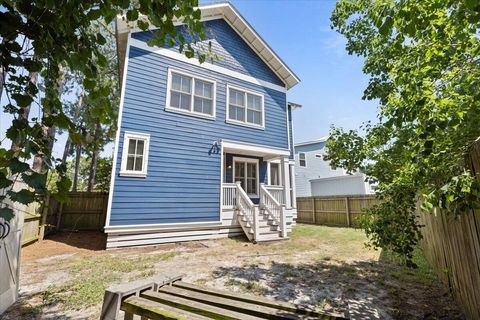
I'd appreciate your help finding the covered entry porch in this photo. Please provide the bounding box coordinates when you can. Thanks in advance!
[219,140,297,242]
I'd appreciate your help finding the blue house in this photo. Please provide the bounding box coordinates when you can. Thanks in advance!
[104,3,300,248]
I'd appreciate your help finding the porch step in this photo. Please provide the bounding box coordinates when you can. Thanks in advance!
[256,234,289,242]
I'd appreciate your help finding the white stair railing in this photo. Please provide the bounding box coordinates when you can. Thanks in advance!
[260,184,287,237]
[235,182,259,241]
[222,183,237,208]
[264,185,285,205]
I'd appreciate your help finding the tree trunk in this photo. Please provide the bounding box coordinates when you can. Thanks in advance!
[87,149,98,192]
[10,70,38,152]
[72,144,81,192]
[61,92,84,163]
[87,121,102,192]
[32,65,65,174]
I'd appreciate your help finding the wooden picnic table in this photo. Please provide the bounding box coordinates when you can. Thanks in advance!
[100,274,346,319]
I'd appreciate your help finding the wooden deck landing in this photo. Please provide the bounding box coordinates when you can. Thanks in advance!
[101,275,346,319]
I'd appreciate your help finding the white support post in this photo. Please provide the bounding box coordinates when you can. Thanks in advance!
[235,181,242,211]
[280,206,287,237]
[253,206,260,241]
[259,183,265,209]
[281,157,291,209]
[290,163,297,208]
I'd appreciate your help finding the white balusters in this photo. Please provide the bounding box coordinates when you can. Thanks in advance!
[222,183,237,208]
[260,184,287,237]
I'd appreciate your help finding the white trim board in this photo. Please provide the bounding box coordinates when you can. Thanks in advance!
[129,38,287,93]
[105,33,132,228]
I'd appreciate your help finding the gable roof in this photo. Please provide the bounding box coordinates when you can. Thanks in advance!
[116,2,300,89]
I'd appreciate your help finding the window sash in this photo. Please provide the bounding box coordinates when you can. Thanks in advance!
[168,71,215,116]
[299,153,306,167]
[270,163,281,186]
[228,87,263,127]
[121,132,150,177]
[234,159,258,196]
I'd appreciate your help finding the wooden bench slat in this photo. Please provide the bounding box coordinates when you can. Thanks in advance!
[121,296,210,320]
[173,281,341,318]
[141,290,264,320]
[157,285,312,320]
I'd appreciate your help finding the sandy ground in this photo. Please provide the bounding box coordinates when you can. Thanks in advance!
[1,225,464,320]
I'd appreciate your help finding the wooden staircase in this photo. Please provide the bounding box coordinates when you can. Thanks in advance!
[234,182,287,243]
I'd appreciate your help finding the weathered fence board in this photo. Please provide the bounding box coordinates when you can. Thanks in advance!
[296,195,379,227]
[50,192,109,231]
[417,139,480,320]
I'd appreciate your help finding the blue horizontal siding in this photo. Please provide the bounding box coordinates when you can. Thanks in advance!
[132,19,284,86]
[109,31,288,226]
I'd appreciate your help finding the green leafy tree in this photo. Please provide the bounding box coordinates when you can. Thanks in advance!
[326,0,480,263]
[0,0,211,221]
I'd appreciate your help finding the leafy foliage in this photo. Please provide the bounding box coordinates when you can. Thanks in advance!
[0,0,210,220]
[326,0,480,263]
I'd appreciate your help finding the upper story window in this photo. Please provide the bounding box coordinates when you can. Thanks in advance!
[227,85,264,129]
[166,69,216,119]
[299,152,306,167]
[120,131,150,177]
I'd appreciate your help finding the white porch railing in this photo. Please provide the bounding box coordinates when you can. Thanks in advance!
[260,184,287,237]
[235,182,259,241]
[222,183,237,208]
[264,185,285,206]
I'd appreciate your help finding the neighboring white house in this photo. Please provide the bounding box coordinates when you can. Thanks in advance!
[294,138,375,197]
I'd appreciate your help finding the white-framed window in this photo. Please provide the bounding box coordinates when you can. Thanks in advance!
[166,68,216,119]
[120,131,150,177]
[227,85,264,129]
[268,161,282,186]
[233,157,259,196]
[298,152,306,167]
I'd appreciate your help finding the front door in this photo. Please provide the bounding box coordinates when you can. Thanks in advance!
[233,157,259,198]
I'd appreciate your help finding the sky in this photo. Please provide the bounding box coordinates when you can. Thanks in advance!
[0,0,378,158]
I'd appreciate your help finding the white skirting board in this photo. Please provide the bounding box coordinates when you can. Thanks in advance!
[106,209,297,249]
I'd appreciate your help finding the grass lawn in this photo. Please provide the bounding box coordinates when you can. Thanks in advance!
[2,224,463,319]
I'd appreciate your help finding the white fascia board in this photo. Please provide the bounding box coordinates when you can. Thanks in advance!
[294,136,329,147]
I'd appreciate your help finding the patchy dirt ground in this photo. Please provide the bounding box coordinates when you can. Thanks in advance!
[2,225,463,320]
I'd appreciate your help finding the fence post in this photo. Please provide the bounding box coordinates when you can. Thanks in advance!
[38,193,50,241]
[345,197,351,227]
[312,197,316,225]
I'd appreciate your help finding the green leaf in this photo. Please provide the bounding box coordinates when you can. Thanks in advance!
[0,207,14,221]
[8,189,35,205]
[9,158,30,174]
[379,16,393,36]
[126,9,138,21]
[137,20,149,31]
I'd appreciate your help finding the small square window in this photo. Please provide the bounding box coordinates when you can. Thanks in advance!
[120,132,150,177]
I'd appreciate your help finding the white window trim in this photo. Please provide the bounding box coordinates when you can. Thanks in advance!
[267,160,282,186]
[120,131,150,177]
[298,152,307,167]
[232,157,260,197]
[165,68,217,120]
[226,84,265,130]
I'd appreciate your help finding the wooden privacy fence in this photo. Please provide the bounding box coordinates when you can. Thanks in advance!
[417,139,480,320]
[296,195,379,227]
[45,192,109,231]
[20,192,109,246]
